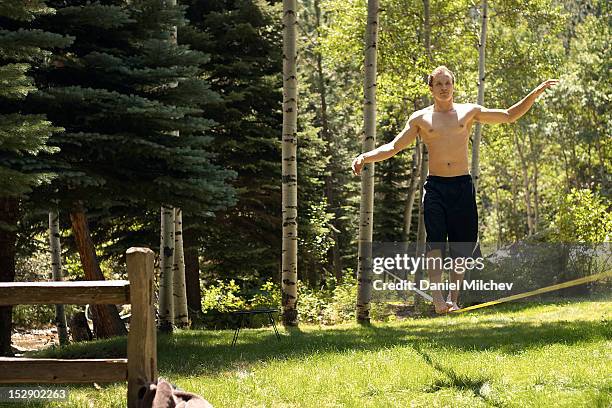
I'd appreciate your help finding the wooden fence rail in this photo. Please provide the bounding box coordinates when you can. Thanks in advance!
[0,247,157,408]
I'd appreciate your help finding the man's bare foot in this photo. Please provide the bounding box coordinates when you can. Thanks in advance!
[446,295,460,312]
[433,298,450,314]
[447,302,461,312]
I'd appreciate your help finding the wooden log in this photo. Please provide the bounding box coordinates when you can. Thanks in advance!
[0,358,127,383]
[0,281,130,305]
[126,247,157,408]
[68,311,93,342]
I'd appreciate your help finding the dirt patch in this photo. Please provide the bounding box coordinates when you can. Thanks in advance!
[12,328,60,354]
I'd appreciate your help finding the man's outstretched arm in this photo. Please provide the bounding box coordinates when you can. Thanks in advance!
[474,79,559,124]
[352,113,420,175]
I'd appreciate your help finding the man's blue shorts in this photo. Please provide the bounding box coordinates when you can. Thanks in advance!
[423,174,482,259]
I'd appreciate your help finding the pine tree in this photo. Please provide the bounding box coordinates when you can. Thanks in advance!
[178,0,284,284]
[0,0,71,356]
[26,0,235,336]
[31,1,235,213]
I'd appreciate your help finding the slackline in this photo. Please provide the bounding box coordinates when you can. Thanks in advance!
[451,270,612,314]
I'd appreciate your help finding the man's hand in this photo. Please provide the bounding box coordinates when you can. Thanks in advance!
[352,154,365,176]
[533,79,559,98]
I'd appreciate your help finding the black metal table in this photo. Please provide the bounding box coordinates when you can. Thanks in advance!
[231,308,281,346]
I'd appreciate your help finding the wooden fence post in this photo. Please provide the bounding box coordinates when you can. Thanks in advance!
[126,247,157,408]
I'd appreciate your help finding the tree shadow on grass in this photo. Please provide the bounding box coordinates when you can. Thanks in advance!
[154,317,609,377]
[413,343,508,408]
[29,306,610,379]
[454,297,610,316]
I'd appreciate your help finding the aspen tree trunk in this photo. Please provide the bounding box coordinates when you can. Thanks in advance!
[183,224,202,315]
[528,133,540,231]
[595,138,606,185]
[414,0,431,301]
[281,0,299,326]
[173,208,189,327]
[0,197,19,356]
[158,0,179,333]
[561,148,571,191]
[571,142,578,186]
[49,210,69,346]
[423,0,431,57]
[471,0,488,193]
[416,147,429,254]
[494,184,502,248]
[511,171,519,238]
[402,140,421,243]
[532,164,540,233]
[414,141,429,290]
[356,0,379,323]
[159,206,175,332]
[70,202,126,338]
[514,132,534,235]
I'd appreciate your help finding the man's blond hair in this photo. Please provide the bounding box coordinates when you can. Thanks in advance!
[427,66,455,87]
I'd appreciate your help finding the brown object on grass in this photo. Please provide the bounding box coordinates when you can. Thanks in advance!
[138,378,213,408]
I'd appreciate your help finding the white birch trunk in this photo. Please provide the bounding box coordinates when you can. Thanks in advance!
[281,0,299,326]
[417,144,429,255]
[494,180,502,248]
[356,0,379,323]
[471,0,488,192]
[173,208,189,327]
[528,132,540,232]
[515,132,534,236]
[413,142,429,306]
[159,206,175,331]
[402,141,421,243]
[415,140,429,259]
[423,0,431,56]
[158,0,179,332]
[511,171,519,237]
[414,0,431,297]
[48,210,69,346]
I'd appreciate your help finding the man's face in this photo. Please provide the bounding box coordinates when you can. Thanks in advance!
[429,73,454,102]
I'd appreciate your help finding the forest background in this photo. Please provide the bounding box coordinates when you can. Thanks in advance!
[0,0,609,343]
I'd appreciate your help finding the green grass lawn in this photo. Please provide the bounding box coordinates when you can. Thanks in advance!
[9,300,612,408]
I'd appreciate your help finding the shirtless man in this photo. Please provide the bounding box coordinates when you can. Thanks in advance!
[352,66,558,313]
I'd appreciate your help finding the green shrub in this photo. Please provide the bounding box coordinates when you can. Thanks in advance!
[249,280,282,309]
[197,270,395,328]
[551,188,611,243]
[201,279,246,313]
[198,279,246,329]
[12,305,56,329]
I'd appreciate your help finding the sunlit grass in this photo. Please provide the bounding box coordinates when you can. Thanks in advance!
[9,300,611,408]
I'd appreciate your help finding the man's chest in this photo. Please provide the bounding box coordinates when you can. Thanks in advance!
[420,107,475,138]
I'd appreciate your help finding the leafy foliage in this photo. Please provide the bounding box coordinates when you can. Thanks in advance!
[552,188,611,242]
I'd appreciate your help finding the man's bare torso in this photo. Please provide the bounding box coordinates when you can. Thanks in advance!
[414,103,477,177]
